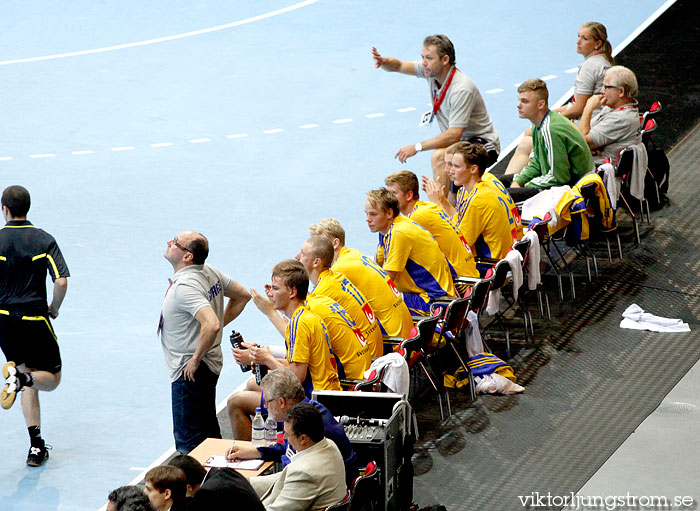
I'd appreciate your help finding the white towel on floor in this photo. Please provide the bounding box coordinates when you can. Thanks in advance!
[620,303,690,333]
[523,230,541,290]
[474,374,525,394]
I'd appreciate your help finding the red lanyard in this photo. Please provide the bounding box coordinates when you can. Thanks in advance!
[612,102,637,112]
[432,67,457,115]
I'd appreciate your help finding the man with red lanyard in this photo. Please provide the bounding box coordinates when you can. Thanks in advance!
[372,34,500,204]
[578,65,642,165]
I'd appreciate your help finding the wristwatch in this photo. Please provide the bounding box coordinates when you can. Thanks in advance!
[414,142,423,153]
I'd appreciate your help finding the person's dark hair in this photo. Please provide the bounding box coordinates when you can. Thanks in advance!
[271,259,309,300]
[144,465,187,502]
[168,455,206,489]
[285,403,324,443]
[366,188,400,217]
[423,34,455,65]
[448,141,490,176]
[107,485,153,511]
[187,234,209,264]
[120,501,155,511]
[1,185,31,218]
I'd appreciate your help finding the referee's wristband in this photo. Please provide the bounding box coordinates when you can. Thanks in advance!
[414,142,423,152]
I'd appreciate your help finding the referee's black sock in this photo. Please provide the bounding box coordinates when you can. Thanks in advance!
[28,426,43,446]
[18,371,33,388]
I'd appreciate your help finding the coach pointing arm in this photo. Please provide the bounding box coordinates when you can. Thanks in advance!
[372,45,465,164]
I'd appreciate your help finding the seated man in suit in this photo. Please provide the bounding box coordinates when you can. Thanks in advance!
[250,403,347,511]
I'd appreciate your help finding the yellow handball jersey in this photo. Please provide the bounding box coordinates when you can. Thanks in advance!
[305,294,372,379]
[481,173,524,241]
[377,215,455,300]
[332,246,414,342]
[407,200,479,278]
[454,181,515,264]
[312,268,384,358]
[285,304,341,395]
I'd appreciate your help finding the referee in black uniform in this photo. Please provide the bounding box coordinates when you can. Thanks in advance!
[0,185,69,467]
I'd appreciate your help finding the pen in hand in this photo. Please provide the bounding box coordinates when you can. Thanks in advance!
[227,440,236,459]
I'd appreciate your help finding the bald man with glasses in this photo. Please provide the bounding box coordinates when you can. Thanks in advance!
[160,230,251,453]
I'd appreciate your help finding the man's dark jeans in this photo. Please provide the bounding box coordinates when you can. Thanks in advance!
[171,362,221,454]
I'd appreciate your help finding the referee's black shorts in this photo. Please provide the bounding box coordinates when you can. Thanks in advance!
[0,313,62,373]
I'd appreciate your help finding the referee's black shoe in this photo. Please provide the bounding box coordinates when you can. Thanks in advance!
[27,441,51,467]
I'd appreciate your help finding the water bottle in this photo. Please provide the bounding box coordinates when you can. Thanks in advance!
[229,331,251,372]
[252,408,265,447]
[265,415,278,445]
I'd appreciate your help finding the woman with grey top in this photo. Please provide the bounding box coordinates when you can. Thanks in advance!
[505,22,614,175]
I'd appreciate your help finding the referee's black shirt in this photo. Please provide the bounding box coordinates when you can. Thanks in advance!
[0,221,70,315]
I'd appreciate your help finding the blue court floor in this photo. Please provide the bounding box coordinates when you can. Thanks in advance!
[0,1,673,509]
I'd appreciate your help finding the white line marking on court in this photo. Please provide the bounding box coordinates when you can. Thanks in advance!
[30,153,55,158]
[300,124,319,129]
[150,142,173,148]
[263,128,284,134]
[498,2,677,164]
[565,67,578,74]
[226,133,249,139]
[365,113,385,118]
[71,150,94,155]
[0,0,321,67]
[111,146,135,152]
[513,83,521,87]
[485,88,504,94]
[188,137,212,144]
[332,118,353,124]
[396,107,416,112]
[120,378,249,498]
[130,467,148,471]
[541,74,557,81]
[0,156,13,161]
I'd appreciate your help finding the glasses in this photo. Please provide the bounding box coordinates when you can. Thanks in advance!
[602,85,621,90]
[172,237,192,253]
[263,396,278,407]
